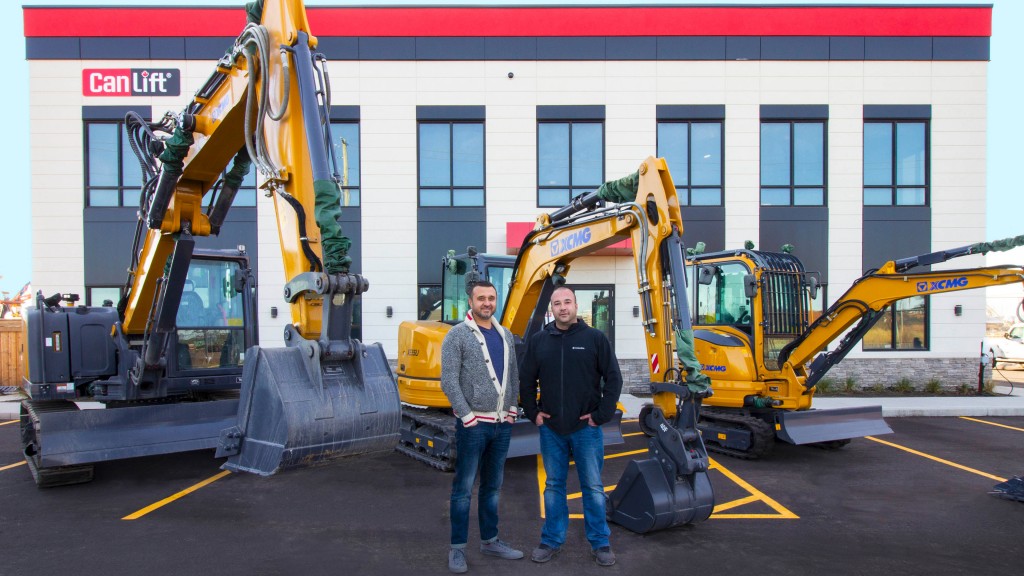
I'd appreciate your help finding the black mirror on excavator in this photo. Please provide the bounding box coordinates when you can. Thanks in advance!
[807,275,819,300]
[743,274,758,298]
[697,265,716,285]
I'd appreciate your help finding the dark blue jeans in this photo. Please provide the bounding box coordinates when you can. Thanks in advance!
[450,420,512,548]
[538,423,610,550]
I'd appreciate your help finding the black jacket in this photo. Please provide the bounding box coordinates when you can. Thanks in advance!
[519,319,622,436]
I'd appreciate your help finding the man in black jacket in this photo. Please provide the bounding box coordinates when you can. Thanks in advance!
[519,286,622,567]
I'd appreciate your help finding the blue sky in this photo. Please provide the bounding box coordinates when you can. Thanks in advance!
[1,0,1019,295]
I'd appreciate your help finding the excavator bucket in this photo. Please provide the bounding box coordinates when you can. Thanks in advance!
[216,343,401,475]
[775,405,892,445]
[609,399,715,534]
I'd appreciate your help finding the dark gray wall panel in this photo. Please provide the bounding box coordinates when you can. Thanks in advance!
[417,106,486,120]
[830,37,865,60]
[185,37,235,60]
[83,106,152,120]
[485,37,537,60]
[418,207,486,284]
[359,37,416,60]
[680,206,726,254]
[83,208,259,286]
[760,206,829,281]
[26,37,79,59]
[761,104,829,119]
[933,37,990,61]
[150,37,185,60]
[657,36,726,60]
[657,105,725,120]
[537,105,605,120]
[81,38,149,60]
[865,37,932,61]
[862,207,931,273]
[316,37,359,60]
[537,37,606,60]
[338,208,363,274]
[761,37,829,61]
[417,37,487,60]
[606,37,657,60]
[330,105,360,121]
[863,105,931,119]
[726,36,760,60]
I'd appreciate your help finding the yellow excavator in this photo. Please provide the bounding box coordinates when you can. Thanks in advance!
[399,157,716,533]
[19,0,400,487]
[688,237,1024,458]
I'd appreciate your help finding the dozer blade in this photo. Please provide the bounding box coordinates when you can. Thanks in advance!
[217,343,401,476]
[776,405,892,445]
[506,409,625,459]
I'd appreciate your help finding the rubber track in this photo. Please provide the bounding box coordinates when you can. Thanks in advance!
[699,408,776,460]
[21,400,95,488]
[395,408,456,472]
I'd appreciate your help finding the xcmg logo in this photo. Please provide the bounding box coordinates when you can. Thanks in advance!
[82,69,181,97]
[550,227,592,257]
[701,364,727,372]
[916,276,969,293]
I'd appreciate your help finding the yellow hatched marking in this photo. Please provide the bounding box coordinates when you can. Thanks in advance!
[0,420,19,426]
[536,451,798,520]
[958,416,1024,433]
[1,461,27,472]
[123,470,231,520]
[866,436,1007,483]
[623,432,645,438]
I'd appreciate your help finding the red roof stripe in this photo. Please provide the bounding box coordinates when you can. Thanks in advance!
[24,6,991,39]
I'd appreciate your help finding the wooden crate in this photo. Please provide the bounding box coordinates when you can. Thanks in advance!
[0,319,25,388]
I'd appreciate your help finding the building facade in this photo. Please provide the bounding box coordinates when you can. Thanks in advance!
[24,4,992,389]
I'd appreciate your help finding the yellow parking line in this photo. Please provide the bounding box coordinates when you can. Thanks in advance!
[866,436,1007,483]
[711,494,759,513]
[711,457,799,519]
[623,432,645,438]
[958,416,1024,433]
[0,420,19,426]
[122,470,231,520]
[0,461,26,472]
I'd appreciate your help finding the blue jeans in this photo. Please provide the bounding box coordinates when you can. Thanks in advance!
[450,421,512,547]
[538,424,610,550]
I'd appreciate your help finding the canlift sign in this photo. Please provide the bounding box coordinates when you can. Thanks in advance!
[82,69,181,97]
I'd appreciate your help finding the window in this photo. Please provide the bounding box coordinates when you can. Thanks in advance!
[203,168,258,208]
[175,258,247,370]
[418,122,484,207]
[418,285,442,321]
[572,287,615,349]
[87,286,121,307]
[863,297,928,351]
[537,121,604,207]
[760,121,826,206]
[330,121,361,207]
[85,120,143,207]
[691,261,753,327]
[657,121,723,205]
[863,121,928,206]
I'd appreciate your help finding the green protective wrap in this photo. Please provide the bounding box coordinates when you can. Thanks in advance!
[224,149,252,190]
[595,171,640,203]
[972,234,1024,254]
[314,179,352,274]
[245,0,264,24]
[674,329,712,393]
[158,124,194,174]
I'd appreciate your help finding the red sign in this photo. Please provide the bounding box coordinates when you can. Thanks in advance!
[82,68,180,97]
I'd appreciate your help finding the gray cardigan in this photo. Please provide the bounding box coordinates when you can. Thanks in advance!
[440,319,519,425]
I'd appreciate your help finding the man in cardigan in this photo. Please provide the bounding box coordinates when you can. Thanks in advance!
[440,281,524,573]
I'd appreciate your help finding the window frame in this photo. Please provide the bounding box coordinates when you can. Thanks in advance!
[417,120,486,208]
[536,119,606,208]
[656,119,725,206]
[329,119,361,207]
[84,119,139,207]
[862,296,931,352]
[862,119,930,207]
[759,119,828,207]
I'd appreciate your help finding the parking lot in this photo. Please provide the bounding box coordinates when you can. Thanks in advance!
[1,406,1021,576]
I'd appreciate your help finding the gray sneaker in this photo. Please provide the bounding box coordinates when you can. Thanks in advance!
[530,544,560,563]
[448,548,468,573]
[592,546,616,567]
[480,539,524,560]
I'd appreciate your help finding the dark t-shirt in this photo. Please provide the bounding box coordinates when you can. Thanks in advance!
[478,324,505,383]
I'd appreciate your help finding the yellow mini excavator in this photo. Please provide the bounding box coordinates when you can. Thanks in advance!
[687,236,1024,458]
[19,0,400,487]
[399,157,717,533]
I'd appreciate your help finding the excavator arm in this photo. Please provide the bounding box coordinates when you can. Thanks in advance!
[780,242,1024,388]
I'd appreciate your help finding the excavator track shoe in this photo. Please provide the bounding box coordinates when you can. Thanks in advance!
[219,344,401,475]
